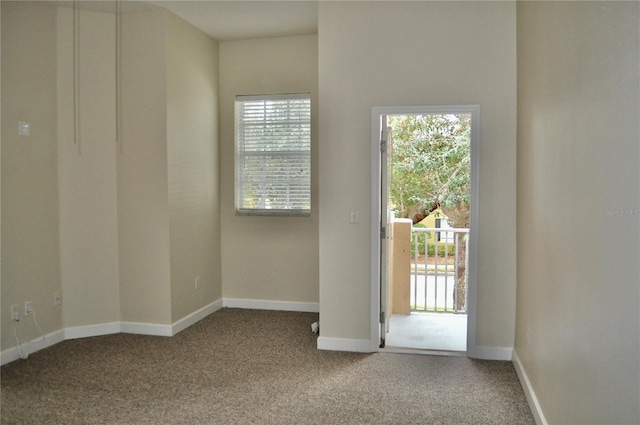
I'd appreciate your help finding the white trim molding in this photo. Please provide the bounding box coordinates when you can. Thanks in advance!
[1,329,65,366]
[223,298,319,313]
[317,337,376,353]
[467,345,513,361]
[513,350,548,425]
[65,322,121,340]
[171,298,224,335]
[120,321,172,337]
[0,299,224,366]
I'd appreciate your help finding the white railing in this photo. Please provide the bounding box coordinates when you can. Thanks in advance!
[410,227,469,313]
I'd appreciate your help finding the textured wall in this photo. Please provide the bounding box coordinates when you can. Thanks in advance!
[516,2,640,423]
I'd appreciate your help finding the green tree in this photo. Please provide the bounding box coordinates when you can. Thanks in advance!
[389,113,471,225]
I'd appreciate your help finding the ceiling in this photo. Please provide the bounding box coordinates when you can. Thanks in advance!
[150,1,319,41]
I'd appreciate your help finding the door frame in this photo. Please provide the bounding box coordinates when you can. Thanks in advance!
[370,105,480,354]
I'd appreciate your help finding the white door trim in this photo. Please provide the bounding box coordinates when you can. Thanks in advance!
[370,105,480,354]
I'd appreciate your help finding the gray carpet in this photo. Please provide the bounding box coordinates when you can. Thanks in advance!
[1,308,535,424]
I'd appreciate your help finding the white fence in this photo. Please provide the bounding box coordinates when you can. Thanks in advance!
[410,227,469,313]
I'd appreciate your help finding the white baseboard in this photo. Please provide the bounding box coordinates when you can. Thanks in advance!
[468,345,513,360]
[65,322,121,340]
[0,329,65,366]
[317,336,376,353]
[65,320,174,338]
[171,298,223,335]
[121,299,223,336]
[0,299,223,366]
[513,350,548,425]
[120,321,172,337]
[223,297,319,313]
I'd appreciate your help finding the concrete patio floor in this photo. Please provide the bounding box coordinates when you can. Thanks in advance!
[384,312,467,352]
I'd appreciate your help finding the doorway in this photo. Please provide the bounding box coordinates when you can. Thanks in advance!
[371,105,479,355]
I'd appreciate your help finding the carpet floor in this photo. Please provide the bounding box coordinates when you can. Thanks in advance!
[1,308,535,424]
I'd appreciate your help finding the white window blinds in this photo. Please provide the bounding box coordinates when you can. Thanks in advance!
[235,93,311,215]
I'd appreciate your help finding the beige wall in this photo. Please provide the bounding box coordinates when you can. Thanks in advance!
[2,2,221,350]
[1,0,2,350]
[167,13,221,321]
[516,2,639,424]
[57,6,120,328]
[318,1,517,348]
[119,6,222,325]
[118,7,172,324]
[219,35,319,304]
[1,1,63,348]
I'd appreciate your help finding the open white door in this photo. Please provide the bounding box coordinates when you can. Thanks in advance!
[379,116,392,347]
[372,105,479,354]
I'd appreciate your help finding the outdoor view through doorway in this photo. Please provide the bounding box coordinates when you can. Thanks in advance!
[377,107,477,354]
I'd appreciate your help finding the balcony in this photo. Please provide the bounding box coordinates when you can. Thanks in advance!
[410,226,469,313]
[384,219,468,352]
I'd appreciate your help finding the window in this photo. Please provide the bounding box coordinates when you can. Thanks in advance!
[235,93,311,215]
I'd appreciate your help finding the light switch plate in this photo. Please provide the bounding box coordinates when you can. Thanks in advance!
[349,210,360,224]
[18,121,30,136]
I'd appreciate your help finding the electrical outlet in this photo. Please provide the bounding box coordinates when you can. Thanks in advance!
[25,301,33,316]
[11,305,20,321]
[54,292,62,306]
[195,276,201,290]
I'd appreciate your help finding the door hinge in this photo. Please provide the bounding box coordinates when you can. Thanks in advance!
[380,138,387,153]
[380,311,386,323]
[380,226,386,240]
